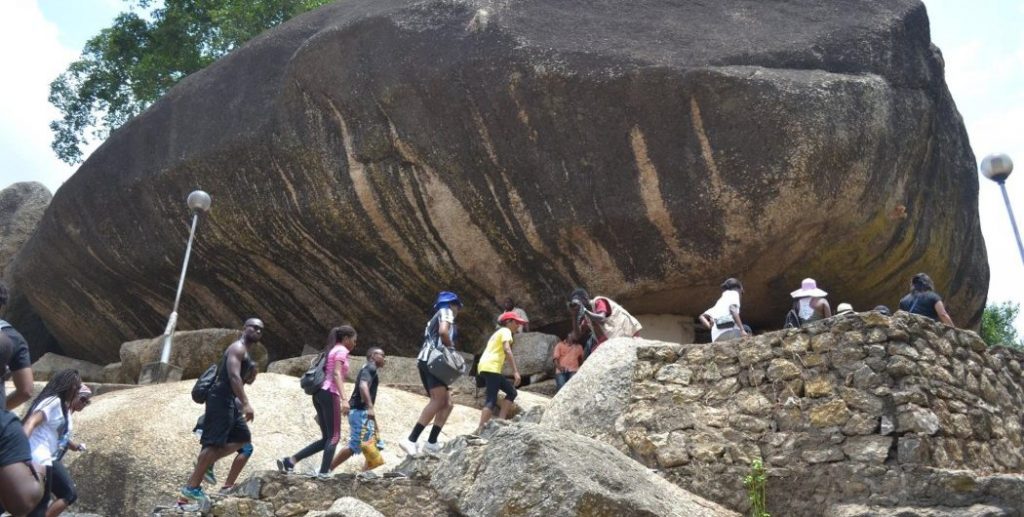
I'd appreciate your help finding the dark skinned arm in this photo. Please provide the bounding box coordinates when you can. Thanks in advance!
[439,321,454,348]
[6,368,33,411]
[226,344,253,421]
[359,379,374,419]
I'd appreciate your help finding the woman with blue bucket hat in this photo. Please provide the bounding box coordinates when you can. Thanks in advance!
[400,291,462,455]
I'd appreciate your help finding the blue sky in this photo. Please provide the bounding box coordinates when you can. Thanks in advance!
[0,0,1021,330]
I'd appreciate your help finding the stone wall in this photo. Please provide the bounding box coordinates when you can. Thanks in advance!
[618,312,1024,515]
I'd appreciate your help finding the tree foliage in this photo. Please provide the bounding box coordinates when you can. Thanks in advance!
[980,301,1024,350]
[49,0,330,164]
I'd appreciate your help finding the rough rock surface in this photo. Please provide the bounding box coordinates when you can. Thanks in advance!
[305,497,385,517]
[119,329,270,382]
[0,181,58,358]
[9,0,987,362]
[545,312,1024,515]
[540,338,639,447]
[65,373,537,516]
[31,352,105,383]
[429,422,738,516]
[499,332,557,378]
[828,503,1011,517]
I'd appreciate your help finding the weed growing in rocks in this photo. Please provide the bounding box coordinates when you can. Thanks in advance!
[743,458,769,517]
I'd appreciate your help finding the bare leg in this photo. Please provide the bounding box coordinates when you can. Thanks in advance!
[476,406,494,434]
[414,386,450,426]
[223,453,250,487]
[187,443,247,488]
[45,499,69,517]
[330,448,354,471]
[431,390,454,427]
[497,398,515,419]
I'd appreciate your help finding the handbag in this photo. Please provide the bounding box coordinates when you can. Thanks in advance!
[299,352,328,395]
[426,344,467,386]
[360,423,385,470]
[191,362,221,404]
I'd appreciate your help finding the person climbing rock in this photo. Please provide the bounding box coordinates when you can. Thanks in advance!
[898,273,954,326]
[46,384,93,517]
[180,318,262,507]
[401,291,462,456]
[475,312,526,434]
[784,278,832,328]
[568,288,642,356]
[699,278,750,342]
[278,325,356,478]
[331,347,386,471]
[0,334,44,516]
[21,369,83,517]
[193,358,257,493]
[1,281,35,411]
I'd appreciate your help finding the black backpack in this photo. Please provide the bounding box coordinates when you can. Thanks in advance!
[299,353,327,395]
[191,355,224,404]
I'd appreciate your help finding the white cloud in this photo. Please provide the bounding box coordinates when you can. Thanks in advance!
[0,1,80,194]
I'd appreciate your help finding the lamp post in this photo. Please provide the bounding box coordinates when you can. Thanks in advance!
[981,153,1024,267]
[159,190,212,364]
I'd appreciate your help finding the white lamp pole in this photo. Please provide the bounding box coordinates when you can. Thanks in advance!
[159,190,212,364]
[981,154,1024,267]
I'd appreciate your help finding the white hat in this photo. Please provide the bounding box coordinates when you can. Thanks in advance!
[836,303,854,315]
[790,278,828,298]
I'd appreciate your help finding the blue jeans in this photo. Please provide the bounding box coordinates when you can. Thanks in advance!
[347,409,376,454]
[555,371,575,392]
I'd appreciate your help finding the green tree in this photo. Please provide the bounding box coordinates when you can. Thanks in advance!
[49,0,330,164]
[980,301,1024,349]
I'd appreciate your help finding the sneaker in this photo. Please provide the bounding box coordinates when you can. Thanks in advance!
[423,441,443,454]
[399,438,418,456]
[203,466,216,485]
[175,498,200,512]
[276,457,294,474]
[316,472,333,481]
[180,485,207,503]
[218,484,235,496]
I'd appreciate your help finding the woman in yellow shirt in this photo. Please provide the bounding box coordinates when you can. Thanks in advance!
[475,312,526,433]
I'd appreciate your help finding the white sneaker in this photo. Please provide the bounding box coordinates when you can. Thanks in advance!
[399,438,418,456]
[423,441,443,454]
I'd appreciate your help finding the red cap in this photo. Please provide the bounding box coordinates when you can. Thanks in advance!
[498,311,528,325]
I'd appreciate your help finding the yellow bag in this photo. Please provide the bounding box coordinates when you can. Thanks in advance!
[360,423,384,470]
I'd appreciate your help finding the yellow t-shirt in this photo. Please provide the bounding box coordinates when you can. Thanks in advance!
[477,327,513,374]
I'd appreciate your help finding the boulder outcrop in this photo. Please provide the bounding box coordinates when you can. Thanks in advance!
[430,423,738,516]
[9,0,987,362]
[119,329,270,382]
[543,312,1024,515]
[66,372,547,516]
[31,352,105,383]
[0,181,57,359]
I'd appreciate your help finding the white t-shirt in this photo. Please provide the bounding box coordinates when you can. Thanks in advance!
[418,307,456,361]
[28,396,66,466]
[703,290,741,341]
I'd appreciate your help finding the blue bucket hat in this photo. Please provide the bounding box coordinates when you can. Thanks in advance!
[433,291,462,312]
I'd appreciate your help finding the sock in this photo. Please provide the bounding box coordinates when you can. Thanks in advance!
[428,425,443,444]
[409,423,426,442]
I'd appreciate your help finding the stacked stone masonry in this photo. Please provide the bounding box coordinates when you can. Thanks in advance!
[619,312,1024,515]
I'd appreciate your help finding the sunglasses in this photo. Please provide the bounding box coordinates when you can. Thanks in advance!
[79,397,91,405]
[247,326,264,332]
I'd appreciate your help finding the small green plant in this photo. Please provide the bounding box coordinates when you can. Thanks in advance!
[743,458,770,517]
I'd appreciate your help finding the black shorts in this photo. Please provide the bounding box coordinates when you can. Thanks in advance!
[480,371,517,409]
[418,360,449,393]
[50,460,77,505]
[201,394,251,447]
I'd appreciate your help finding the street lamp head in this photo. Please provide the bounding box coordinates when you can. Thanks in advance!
[981,153,1014,183]
[186,190,212,213]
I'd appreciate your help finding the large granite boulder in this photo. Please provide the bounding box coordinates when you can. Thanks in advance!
[0,182,58,359]
[31,352,105,383]
[119,329,270,382]
[429,422,738,516]
[64,373,513,516]
[9,0,987,362]
[542,312,1024,515]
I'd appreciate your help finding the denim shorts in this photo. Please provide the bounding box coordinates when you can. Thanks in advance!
[347,409,376,454]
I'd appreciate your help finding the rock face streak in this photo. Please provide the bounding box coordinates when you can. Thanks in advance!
[11,0,987,361]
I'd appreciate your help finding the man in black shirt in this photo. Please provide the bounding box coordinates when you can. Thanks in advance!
[0,333,44,515]
[0,282,34,410]
[898,273,954,326]
[331,347,385,471]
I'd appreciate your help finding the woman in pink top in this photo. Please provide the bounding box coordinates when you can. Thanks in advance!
[277,325,356,477]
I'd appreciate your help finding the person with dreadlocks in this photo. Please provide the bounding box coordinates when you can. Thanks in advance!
[46,383,92,517]
[21,369,82,517]
[568,288,642,358]
[0,333,44,516]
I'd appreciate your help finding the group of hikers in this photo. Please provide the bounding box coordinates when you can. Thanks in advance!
[0,271,957,515]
